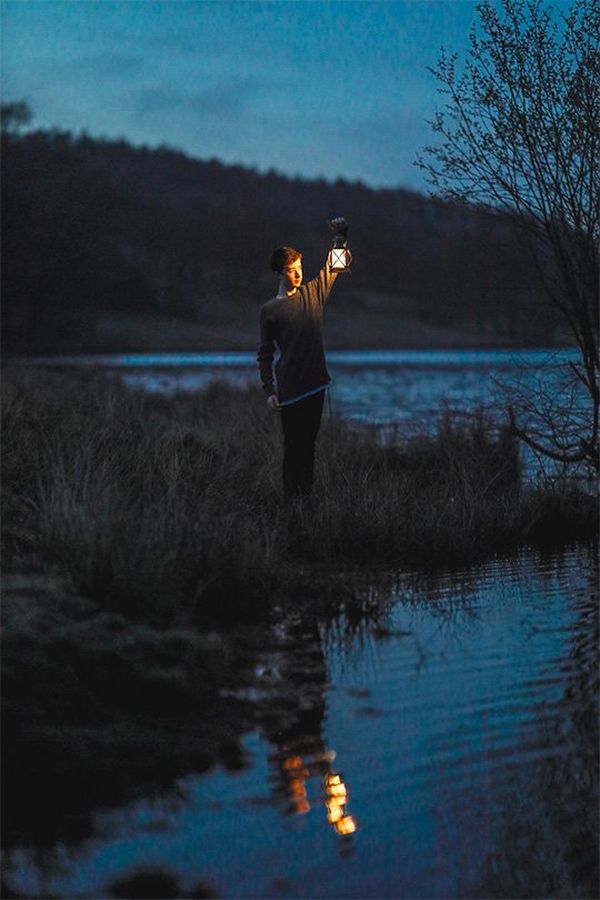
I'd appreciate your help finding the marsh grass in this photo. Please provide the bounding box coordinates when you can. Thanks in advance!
[2,369,596,626]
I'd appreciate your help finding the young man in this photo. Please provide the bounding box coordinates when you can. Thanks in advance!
[257,217,349,499]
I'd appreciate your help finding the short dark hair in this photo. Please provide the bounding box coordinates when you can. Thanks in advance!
[270,246,302,274]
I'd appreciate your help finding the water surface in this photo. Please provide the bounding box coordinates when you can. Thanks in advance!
[18,347,579,432]
[6,543,598,899]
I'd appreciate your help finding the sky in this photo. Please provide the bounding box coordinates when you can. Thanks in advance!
[1,0,484,191]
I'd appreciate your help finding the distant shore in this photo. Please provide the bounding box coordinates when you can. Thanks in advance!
[3,302,570,358]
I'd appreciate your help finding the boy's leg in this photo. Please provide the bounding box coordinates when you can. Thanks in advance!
[281,391,325,498]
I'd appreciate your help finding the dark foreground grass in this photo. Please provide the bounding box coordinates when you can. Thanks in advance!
[3,368,597,625]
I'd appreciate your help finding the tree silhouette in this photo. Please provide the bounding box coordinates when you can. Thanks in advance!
[417,0,599,471]
[0,101,32,135]
[2,114,559,355]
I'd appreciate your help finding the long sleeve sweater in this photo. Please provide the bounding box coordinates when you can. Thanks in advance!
[257,262,338,406]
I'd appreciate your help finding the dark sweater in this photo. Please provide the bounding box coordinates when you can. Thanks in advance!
[257,263,338,406]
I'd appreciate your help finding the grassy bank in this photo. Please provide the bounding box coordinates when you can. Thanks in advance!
[3,368,596,624]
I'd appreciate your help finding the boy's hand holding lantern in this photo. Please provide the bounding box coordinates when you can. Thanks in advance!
[327,217,349,238]
[327,217,352,273]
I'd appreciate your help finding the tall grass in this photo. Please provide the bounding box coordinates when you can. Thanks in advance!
[2,369,596,626]
[296,407,525,564]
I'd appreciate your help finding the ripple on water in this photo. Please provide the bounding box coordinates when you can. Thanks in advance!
[4,544,598,899]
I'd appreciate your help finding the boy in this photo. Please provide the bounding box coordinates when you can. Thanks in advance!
[257,217,349,499]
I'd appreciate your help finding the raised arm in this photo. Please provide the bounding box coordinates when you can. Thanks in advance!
[303,217,349,307]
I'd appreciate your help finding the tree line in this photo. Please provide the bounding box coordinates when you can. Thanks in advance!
[2,117,560,355]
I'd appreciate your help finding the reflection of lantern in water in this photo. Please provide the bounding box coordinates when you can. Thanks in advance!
[282,755,311,814]
[282,756,303,772]
[325,774,347,800]
[326,798,343,824]
[324,771,357,837]
[334,814,357,836]
[278,751,358,836]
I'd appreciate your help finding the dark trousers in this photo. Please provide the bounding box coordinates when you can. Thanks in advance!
[280,391,325,499]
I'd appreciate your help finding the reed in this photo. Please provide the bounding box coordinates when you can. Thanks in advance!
[2,370,596,625]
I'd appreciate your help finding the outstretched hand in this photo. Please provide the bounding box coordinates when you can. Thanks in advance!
[327,217,349,238]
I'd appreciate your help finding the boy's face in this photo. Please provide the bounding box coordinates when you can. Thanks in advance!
[282,257,303,292]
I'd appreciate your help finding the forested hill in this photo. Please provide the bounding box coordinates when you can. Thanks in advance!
[2,128,563,355]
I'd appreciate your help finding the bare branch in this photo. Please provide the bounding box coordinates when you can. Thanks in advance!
[418,0,599,474]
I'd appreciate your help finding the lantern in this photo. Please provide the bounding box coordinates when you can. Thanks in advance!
[327,238,352,274]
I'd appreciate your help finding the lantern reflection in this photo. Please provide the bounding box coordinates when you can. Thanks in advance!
[278,750,358,839]
[335,814,357,836]
[281,755,311,815]
[324,773,347,799]
[324,771,357,836]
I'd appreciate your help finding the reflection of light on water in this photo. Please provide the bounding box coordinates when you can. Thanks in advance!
[4,547,595,900]
[325,773,357,836]
[334,814,357,836]
[280,753,358,838]
[282,756,311,814]
[325,773,346,800]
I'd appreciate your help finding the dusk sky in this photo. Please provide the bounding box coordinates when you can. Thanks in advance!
[2,0,485,191]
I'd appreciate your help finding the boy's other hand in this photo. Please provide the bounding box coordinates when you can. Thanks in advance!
[267,394,280,411]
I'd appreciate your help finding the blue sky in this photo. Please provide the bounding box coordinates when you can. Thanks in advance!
[2,1,483,190]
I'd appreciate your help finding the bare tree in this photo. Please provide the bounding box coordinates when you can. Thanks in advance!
[416,0,599,473]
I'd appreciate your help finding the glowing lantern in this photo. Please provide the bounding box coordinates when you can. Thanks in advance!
[328,239,352,274]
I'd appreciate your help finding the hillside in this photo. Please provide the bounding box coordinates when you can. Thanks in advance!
[2,129,563,354]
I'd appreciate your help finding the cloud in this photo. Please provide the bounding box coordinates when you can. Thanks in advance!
[135,76,269,121]
[71,52,145,79]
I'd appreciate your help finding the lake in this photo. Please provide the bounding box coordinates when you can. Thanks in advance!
[19,347,579,432]
[19,346,585,482]
[4,544,598,898]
